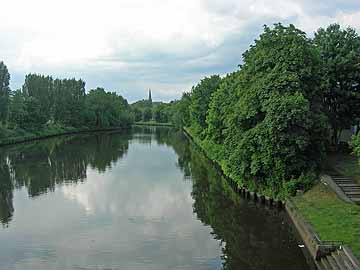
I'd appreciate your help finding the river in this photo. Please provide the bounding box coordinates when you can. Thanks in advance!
[0,126,310,270]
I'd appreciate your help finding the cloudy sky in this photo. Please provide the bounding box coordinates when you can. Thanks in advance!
[1,0,360,102]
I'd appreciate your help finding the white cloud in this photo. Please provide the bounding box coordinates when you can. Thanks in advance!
[1,0,360,101]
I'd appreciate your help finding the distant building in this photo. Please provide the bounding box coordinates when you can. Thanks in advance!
[148,89,152,103]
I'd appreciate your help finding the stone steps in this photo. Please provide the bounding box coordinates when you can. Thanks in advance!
[316,250,359,270]
[329,174,360,205]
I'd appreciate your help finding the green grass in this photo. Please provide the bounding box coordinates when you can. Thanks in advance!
[293,182,360,258]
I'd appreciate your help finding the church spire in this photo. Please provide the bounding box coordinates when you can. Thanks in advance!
[148,89,152,103]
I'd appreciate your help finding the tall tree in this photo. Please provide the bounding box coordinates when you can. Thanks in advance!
[171,93,191,128]
[85,87,132,128]
[22,74,54,122]
[53,78,86,127]
[23,96,46,130]
[314,24,360,145]
[190,75,221,138]
[0,62,10,124]
[205,71,243,143]
[223,24,326,195]
[8,90,26,129]
[143,107,152,122]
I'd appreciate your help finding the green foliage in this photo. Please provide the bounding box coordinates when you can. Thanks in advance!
[8,90,26,129]
[53,78,86,127]
[153,103,174,123]
[133,107,143,122]
[189,75,222,138]
[351,133,360,161]
[314,24,360,145]
[0,61,10,124]
[23,74,54,122]
[205,71,242,143]
[171,93,191,128]
[0,68,133,139]
[22,96,47,130]
[142,107,152,122]
[220,24,327,197]
[177,24,330,199]
[85,88,132,128]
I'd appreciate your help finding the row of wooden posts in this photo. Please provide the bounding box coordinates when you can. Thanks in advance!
[226,176,285,208]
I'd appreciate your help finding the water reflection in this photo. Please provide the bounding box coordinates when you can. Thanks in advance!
[0,127,309,270]
[0,131,130,224]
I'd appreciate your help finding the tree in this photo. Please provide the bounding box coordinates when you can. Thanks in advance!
[85,87,132,128]
[314,24,360,146]
[189,75,221,138]
[205,71,243,143]
[53,78,86,127]
[8,90,26,129]
[153,103,171,123]
[133,107,142,122]
[224,24,326,196]
[23,96,46,130]
[143,107,152,122]
[181,24,327,197]
[171,93,191,128]
[0,62,10,125]
[22,74,54,122]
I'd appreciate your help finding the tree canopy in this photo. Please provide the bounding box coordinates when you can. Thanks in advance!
[314,23,360,145]
[0,66,133,136]
[169,23,351,198]
[0,62,10,124]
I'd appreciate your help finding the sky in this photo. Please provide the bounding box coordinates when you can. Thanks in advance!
[1,0,360,103]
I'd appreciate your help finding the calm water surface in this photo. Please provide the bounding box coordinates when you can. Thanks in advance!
[0,127,309,270]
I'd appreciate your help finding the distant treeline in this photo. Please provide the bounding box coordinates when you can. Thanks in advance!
[130,98,177,123]
[0,70,133,141]
[167,23,360,198]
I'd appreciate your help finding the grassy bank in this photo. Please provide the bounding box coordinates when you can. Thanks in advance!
[133,121,173,127]
[184,127,360,259]
[292,182,360,258]
[0,125,127,147]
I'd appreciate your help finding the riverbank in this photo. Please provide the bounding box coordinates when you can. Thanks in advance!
[183,126,360,268]
[183,127,291,199]
[292,182,360,259]
[0,125,129,147]
[184,127,285,206]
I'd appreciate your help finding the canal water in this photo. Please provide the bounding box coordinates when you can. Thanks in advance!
[0,126,309,270]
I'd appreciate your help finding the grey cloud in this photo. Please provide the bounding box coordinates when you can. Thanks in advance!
[5,0,360,102]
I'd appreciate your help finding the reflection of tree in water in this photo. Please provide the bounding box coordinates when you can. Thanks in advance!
[131,126,155,145]
[0,152,14,226]
[153,127,192,179]
[167,134,309,270]
[0,131,130,225]
[0,127,309,270]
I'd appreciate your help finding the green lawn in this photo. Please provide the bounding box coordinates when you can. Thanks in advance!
[293,182,360,258]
